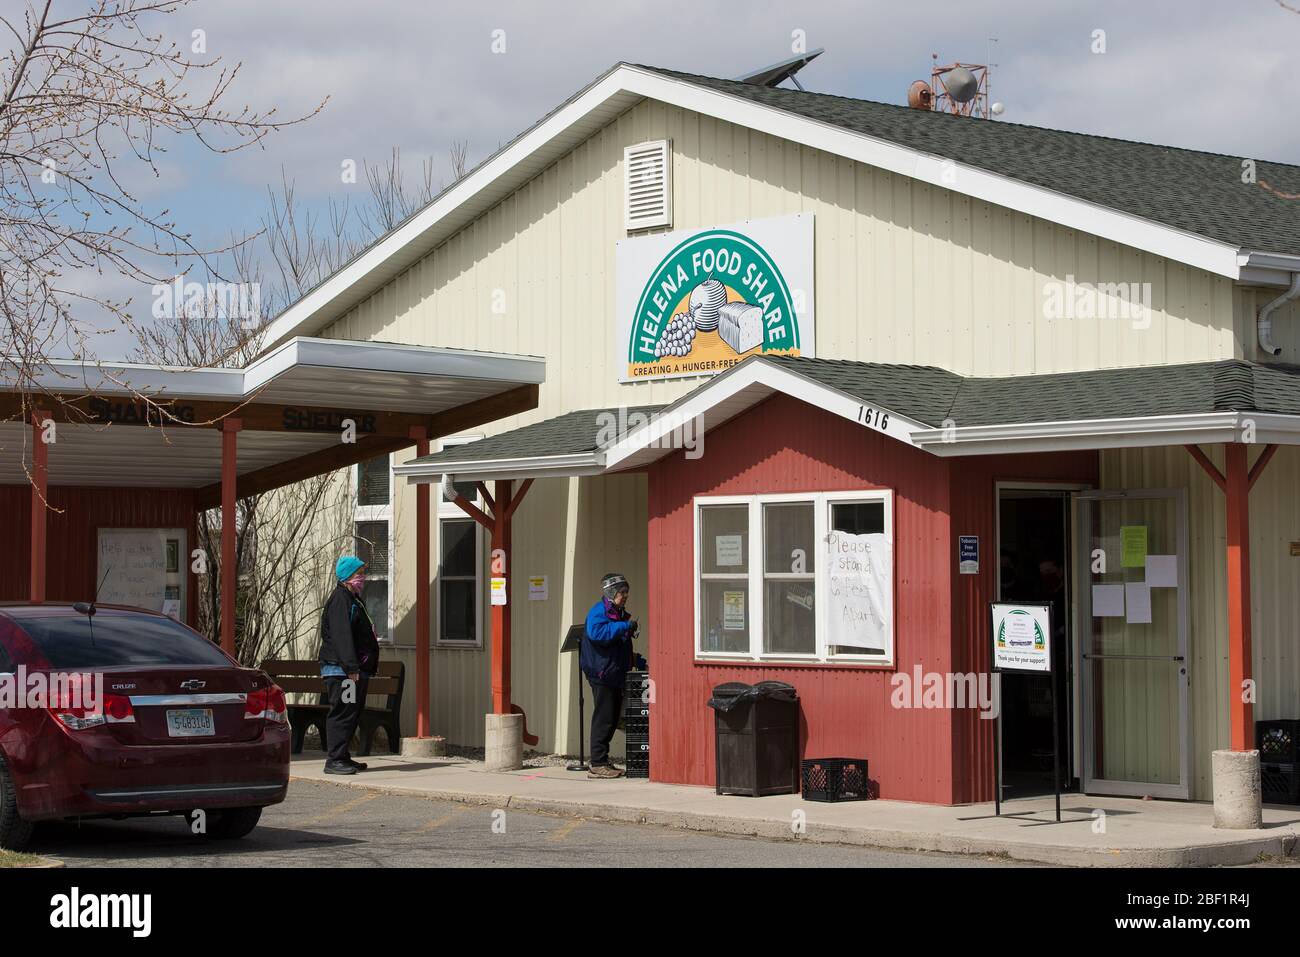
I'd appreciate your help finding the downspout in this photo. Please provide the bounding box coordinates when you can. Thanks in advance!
[1257,273,1300,357]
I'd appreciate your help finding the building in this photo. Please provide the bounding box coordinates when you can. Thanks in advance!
[252,62,1300,809]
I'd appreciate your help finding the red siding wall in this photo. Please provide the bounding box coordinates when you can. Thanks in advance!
[646,393,1096,804]
[0,485,199,630]
[647,394,955,803]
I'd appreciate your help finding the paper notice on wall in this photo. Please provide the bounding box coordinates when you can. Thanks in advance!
[722,591,745,630]
[715,535,743,567]
[825,529,892,650]
[1124,582,1152,624]
[1120,525,1148,568]
[97,529,168,613]
[161,599,181,620]
[1091,583,1125,617]
[528,576,548,601]
[1145,555,1177,588]
[490,577,508,606]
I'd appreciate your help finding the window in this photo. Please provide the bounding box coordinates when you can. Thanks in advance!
[437,436,484,647]
[353,455,392,641]
[694,491,894,664]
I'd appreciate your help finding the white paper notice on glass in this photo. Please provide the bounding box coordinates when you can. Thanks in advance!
[1145,555,1178,588]
[1125,582,1152,624]
[1091,584,1125,617]
[715,535,743,567]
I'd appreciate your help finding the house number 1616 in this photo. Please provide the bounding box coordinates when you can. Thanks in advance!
[858,406,889,430]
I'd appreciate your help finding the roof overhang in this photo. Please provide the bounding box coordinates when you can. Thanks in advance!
[259,65,1253,350]
[395,451,606,484]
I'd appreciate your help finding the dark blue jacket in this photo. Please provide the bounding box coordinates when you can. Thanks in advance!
[581,598,633,688]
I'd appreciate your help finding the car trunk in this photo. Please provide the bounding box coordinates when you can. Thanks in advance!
[95,665,269,745]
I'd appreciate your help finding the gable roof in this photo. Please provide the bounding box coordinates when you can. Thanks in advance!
[642,67,1300,259]
[259,64,1300,352]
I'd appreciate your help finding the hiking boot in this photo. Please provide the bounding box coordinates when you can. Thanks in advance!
[588,763,625,779]
[324,759,358,775]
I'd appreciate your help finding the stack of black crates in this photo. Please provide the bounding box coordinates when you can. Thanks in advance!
[1258,719,1300,805]
[624,670,650,778]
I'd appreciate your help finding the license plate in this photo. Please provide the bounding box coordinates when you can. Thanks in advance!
[166,708,215,737]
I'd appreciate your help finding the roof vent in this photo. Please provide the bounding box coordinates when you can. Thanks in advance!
[624,139,672,232]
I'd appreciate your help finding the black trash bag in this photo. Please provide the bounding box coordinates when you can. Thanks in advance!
[707,680,797,712]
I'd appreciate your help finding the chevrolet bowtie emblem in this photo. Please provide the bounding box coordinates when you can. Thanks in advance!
[179,679,207,691]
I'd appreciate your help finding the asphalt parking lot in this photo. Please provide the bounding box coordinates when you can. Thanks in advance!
[31,778,1025,868]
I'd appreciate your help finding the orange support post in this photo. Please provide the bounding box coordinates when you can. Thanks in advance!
[220,419,241,657]
[489,480,513,715]
[411,427,431,738]
[1224,444,1254,752]
[30,410,49,603]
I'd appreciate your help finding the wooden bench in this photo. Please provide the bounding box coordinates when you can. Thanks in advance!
[260,659,404,756]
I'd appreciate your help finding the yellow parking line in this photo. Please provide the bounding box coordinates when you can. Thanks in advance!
[302,792,379,826]
[418,805,471,832]
[545,818,583,843]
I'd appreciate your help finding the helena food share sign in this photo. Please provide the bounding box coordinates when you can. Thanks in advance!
[616,213,814,382]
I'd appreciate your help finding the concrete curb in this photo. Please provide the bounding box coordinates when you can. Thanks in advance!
[290,773,1300,867]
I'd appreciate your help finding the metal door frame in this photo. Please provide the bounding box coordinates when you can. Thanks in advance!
[1074,488,1190,799]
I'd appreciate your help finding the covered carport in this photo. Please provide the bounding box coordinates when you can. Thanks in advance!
[1,336,544,746]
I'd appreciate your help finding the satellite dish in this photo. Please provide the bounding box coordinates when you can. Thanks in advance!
[907,80,933,110]
[990,101,1005,116]
[944,67,978,103]
[734,48,825,90]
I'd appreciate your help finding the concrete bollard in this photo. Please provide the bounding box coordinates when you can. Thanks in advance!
[484,713,524,771]
[400,736,446,758]
[1212,749,1263,829]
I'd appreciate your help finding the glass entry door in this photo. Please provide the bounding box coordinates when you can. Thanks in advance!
[1075,489,1189,798]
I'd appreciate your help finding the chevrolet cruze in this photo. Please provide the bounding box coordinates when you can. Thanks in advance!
[0,603,290,848]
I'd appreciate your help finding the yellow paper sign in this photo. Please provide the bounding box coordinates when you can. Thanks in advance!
[1120,526,1147,568]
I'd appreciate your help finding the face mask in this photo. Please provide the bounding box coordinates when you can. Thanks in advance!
[344,573,365,595]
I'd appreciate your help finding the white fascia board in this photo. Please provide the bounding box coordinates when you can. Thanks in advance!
[244,337,545,392]
[602,357,927,471]
[911,412,1265,456]
[394,451,603,483]
[4,357,245,399]
[259,65,1246,349]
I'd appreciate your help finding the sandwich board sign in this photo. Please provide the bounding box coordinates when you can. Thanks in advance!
[990,602,1051,673]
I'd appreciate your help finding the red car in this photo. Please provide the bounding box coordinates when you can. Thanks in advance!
[0,602,290,849]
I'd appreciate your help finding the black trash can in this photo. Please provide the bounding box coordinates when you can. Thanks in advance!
[707,681,799,796]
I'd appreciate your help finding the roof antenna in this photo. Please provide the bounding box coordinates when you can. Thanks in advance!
[734,48,825,90]
[73,566,112,618]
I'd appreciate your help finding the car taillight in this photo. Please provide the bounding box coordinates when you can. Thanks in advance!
[46,677,133,731]
[244,686,287,723]
[103,693,136,724]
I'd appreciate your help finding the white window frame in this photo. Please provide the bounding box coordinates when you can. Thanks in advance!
[693,490,895,666]
[351,454,394,642]
[436,435,484,649]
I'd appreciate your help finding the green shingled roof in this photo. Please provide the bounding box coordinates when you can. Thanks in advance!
[641,67,1300,257]
[410,405,665,468]
[768,355,1300,427]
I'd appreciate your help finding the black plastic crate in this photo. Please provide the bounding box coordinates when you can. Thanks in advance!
[1262,762,1300,805]
[624,716,649,735]
[625,705,650,719]
[1258,720,1300,764]
[801,757,869,802]
[625,767,649,778]
[625,737,650,753]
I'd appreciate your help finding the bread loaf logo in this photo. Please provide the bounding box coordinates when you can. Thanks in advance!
[627,229,801,379]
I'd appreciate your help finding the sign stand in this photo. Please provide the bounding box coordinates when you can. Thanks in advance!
[989,601,1059,823]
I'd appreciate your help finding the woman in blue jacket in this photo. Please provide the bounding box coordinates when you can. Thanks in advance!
[581,572,645,778]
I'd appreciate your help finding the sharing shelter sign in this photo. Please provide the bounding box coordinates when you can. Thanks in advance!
[616,213,815,382]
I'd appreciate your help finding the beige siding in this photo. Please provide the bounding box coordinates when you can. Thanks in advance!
[315,97,1279,751]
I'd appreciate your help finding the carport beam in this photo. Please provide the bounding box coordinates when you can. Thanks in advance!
[220,419,242,656]
[29,410,49,603]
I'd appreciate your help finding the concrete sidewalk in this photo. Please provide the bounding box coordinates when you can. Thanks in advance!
[289,752,1300,866]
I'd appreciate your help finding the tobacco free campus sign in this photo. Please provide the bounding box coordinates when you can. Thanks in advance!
[615,213,815,382]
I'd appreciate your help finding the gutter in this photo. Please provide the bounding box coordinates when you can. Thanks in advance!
[1257,273,1300,357]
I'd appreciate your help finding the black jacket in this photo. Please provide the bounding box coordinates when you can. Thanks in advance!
[319,584,380,675]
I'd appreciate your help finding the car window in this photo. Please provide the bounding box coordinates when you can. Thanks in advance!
[6,612,232,668]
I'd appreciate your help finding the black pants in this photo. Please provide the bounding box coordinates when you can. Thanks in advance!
[324,675,368,763]
[589,681,623,766]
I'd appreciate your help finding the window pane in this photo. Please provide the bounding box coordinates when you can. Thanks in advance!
[764,502,814,574]
[451,479,479,501]
[362,580,388,641]
[764,580,816,654]
[700,579,749,653]
[441,579,477,642]
[355,521,389,576]
[832,501,884,535]
[440,518,476,577]
[700,505,748,574]
[356,455,390,506]
[10,610,231,668]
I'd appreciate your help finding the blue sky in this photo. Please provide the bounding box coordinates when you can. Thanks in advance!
[49,0,1300,358]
